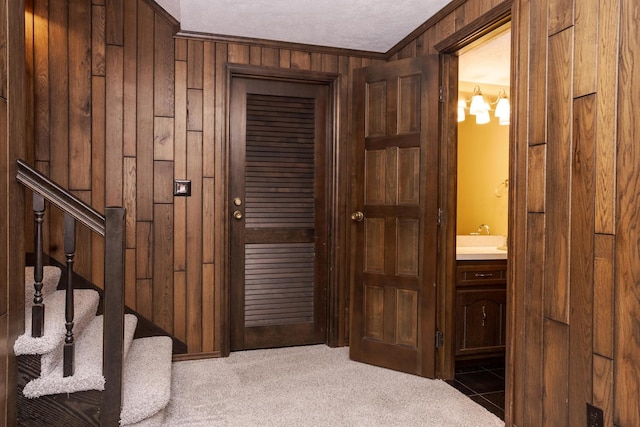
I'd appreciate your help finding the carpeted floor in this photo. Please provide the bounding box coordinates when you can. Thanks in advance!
[156,345,505,426]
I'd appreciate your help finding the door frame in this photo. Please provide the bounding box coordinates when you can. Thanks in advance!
[434,0,520,423]
[221,64,343,356]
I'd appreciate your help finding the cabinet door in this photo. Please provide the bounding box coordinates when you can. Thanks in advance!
[455,289,506,357]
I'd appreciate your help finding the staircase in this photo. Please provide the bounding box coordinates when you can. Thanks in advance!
[14,160,179,426]
[15,266,174,426]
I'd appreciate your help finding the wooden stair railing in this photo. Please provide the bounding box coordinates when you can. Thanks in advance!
[16,159,126,427]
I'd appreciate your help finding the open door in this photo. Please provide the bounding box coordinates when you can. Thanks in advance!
[349,55,440,377]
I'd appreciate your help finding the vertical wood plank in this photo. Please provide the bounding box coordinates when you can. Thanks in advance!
[153,116,174,161]
[105,44,124,206]
[279,49,291,68]
[173,270,187,342]
[122,0,137,157]
[186,131,203,352]
[544,28,573,324]
[33,0,50,162]
[529,0,549,144]
[202,177,215,264]
[153,203,174,332]
[523,213,545,427]
[92,5,105,76]
[321,54,338,73]
[548,0,574,35]
[595,0,620,234]
[91,76,106,213]
[125,248,136,309]
[290,50,311,70]
[202,42,215,178]
[228,43,249,64]
[568,95,596,426]
[615,1,640,424]
[249,45,261,65]
[174,38,187,61]
[154,14,175,117]
[543,319,569,426]
[153,160,174,204]
[201,263,215,352]
[49,0,68,187]
[187,89,203,131]
[123,156,137,248]
[136,0,154,221]
[174,59,187,178]
[187,39,204,89]
[527,144,546,212]
[593,354,614,427]
[573,0,597,96]
[136,279,153,320]
[261,47,279,67]
[593,234,614,358]
[105,0,123,46]
[310,52,322,71]
[136,221,152,279]
[174,196,186,271]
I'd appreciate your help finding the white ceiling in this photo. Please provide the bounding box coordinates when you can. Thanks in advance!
[154,0,452,53]
[154,0,509,88]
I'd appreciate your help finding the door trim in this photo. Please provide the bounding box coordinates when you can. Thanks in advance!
[222,64,342,355]
[434,1,519,424]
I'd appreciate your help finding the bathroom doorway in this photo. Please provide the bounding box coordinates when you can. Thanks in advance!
[451,24,511,418]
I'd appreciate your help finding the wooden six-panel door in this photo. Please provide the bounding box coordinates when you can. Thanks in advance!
[349,56,439,377]
[229,77,329,351]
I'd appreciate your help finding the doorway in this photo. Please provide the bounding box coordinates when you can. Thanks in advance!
[451,24,511,419]
[228,75,332,351]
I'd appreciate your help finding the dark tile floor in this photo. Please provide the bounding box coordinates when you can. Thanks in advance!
[446,360,505,420]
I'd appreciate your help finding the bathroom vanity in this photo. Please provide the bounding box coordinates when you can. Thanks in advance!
[455,236,507,360]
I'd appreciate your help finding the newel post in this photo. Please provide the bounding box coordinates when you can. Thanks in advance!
[31,193,45,337]
[101,207,126,426]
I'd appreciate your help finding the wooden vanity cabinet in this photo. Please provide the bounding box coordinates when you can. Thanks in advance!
[455,260,507,359]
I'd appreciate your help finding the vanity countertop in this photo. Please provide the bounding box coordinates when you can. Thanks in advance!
[456,235,507,260]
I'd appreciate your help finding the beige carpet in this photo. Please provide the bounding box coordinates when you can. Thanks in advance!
[156,345,504,426]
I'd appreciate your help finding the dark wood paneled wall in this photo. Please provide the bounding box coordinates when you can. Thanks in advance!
[2,0,26,425]
[392,0,637,426]
[15,0,640,425]
[24,0,383,357]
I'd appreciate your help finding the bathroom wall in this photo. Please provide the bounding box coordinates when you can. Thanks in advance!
[456,108,509,236]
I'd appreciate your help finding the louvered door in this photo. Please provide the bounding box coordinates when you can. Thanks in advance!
[229,78,329,350]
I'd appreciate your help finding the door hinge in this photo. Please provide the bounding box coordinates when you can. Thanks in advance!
[435,330,444,348]
[437,208,443,226]
[439,86,445,103]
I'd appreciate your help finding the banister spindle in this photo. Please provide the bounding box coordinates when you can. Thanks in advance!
[32,193,45,337]
[63,213,76,377]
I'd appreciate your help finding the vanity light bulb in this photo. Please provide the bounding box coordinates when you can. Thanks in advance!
[457,100,466,122]
[476,109,490,125]
[469,94,485,115]
[495,97,510,119]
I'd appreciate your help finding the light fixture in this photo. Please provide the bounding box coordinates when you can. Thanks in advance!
[494,90,510,125]
[468,86,485,115]
[457,100,466,122]
[475,106,490,124]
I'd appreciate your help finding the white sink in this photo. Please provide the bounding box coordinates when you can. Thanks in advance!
[456,235,507,260]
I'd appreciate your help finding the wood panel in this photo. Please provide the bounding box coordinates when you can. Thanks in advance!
[568,94,595,426]
[544,28,573,324]
[543,319,569,426]
[615,2,640,425]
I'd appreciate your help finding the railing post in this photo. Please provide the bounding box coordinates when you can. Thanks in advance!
[101,207,125,427]
[31,193,45,337]
[63,213,76,377]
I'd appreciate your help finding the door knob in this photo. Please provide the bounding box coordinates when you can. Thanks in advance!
[351,211,364,222]
[233,210,243,220]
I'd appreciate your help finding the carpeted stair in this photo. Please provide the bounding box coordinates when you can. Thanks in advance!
[16,266,174,426]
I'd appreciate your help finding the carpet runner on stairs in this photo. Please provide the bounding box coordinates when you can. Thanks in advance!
[15,266,174,425]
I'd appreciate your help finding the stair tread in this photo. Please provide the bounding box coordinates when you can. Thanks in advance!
[22,314,138,398]
[120,336,173,426]
[14,288,100,358]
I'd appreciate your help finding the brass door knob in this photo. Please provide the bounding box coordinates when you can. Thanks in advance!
[351,211,364,222]
[233,210,243,220]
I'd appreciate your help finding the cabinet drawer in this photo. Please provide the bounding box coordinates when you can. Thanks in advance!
[456,261,507,286]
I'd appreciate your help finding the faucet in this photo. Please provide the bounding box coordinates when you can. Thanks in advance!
[477,224,490,235]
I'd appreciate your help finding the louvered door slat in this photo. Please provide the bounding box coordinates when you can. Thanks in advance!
[244,93,316,327]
